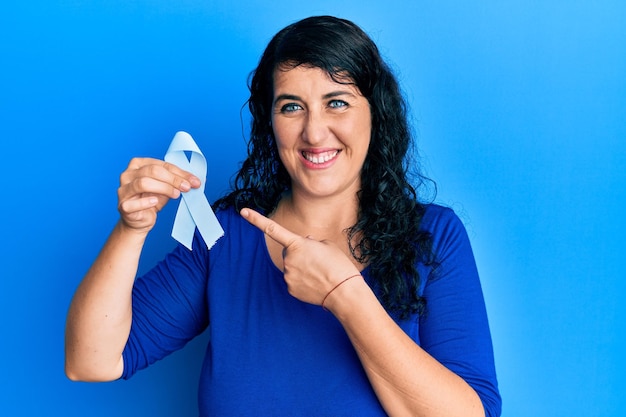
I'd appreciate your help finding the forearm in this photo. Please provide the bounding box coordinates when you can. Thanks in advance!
[65,220,147,382]
[327,280,485,417]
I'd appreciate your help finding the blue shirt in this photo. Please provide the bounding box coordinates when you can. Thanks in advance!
[122,204,501,416]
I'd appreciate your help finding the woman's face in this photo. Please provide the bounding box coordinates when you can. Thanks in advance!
[271,65,371,201]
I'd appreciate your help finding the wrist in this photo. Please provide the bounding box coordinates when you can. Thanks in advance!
[322,272,374,316]
[114,220,150,245]
[322,274,362,311]
[326,278,379,322]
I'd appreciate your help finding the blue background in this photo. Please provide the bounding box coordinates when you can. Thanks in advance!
[1,1,624,416]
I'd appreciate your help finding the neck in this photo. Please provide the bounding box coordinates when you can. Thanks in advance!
[267,190,366,271]
[272,191,360,239]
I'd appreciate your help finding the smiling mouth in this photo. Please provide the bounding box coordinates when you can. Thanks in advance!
[302,150,339,164]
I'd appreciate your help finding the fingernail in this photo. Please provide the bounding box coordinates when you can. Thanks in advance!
[240,208,249,217]
[180,181,191,191]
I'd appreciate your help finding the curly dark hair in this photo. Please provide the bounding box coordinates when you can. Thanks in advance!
[215,15,434,319]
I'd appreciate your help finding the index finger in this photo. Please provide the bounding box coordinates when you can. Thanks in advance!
[240,208,300,248]
[126,157,201,188]
[158,160,202,188]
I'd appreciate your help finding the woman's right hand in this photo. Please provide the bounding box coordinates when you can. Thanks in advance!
[117,157,201,233]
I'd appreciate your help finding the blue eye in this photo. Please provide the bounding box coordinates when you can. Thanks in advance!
[329,100,348,109]
[281,103,302,113]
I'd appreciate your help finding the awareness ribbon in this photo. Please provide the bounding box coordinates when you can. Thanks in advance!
[164,131,224,250]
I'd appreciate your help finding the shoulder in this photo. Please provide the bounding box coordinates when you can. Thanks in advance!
[210,206,263,248]
[419,204,466,236]
[215,206,243,228]
[418,204,474,265]
[215,205,266,230]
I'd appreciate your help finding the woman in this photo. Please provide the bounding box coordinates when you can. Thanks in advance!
[65,16,501,417]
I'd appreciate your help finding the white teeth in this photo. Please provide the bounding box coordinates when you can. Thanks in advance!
[303,150,338,164]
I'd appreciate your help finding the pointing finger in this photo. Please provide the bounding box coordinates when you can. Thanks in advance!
[240,208,300,248]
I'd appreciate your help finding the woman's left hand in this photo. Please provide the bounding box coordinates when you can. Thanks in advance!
[240,208,360,306]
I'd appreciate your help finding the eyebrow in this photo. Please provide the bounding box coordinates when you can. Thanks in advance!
[273,91,357,105]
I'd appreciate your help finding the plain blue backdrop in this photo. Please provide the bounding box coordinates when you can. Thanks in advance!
[1,1,624,416]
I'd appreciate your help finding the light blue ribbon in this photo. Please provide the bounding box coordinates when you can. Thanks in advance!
[164,131,224,250]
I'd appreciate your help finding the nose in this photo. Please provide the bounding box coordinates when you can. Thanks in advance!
[302,109,329,144]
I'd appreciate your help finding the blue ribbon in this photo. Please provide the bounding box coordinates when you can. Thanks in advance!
[164,131,224,250]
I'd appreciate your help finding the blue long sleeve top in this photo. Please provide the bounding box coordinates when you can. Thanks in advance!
[122,204,501,416]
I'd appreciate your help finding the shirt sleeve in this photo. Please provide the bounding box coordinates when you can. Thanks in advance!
[419,207,502,417]
[121,230,210,379]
